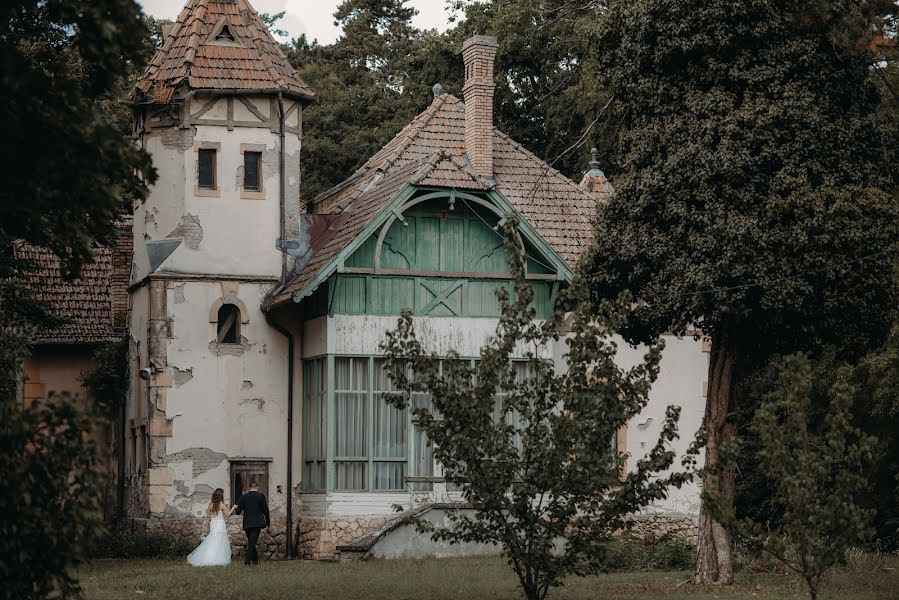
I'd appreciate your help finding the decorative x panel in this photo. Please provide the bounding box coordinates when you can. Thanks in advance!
[418,279,464,316]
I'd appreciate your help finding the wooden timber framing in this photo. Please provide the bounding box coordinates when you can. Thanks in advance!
[340,267,560,281]
[291,185,573,304]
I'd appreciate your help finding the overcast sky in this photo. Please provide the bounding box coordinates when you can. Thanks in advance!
[137,0,454,45]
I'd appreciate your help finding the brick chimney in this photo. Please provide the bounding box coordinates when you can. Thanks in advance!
[462,35,498,179]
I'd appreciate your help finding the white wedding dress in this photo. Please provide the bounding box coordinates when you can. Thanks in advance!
[187,511,232,566]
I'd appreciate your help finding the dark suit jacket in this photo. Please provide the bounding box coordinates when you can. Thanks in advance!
[235,490,270,530]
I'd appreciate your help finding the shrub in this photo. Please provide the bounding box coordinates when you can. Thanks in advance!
[599,537,695,572]
[93,524,199,559]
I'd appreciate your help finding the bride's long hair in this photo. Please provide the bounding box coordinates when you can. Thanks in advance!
[211,488,224,514]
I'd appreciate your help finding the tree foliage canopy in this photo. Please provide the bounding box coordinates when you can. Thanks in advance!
[290,0,460,200]
[0,0,155,278]
[709,354,876,600]
[382,222,700,600]
[0,397,104,599]
[585,0,899,361]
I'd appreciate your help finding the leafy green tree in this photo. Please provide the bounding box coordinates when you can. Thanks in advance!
[382,221,700,600]
[449,0,617,179]
[0,397,104,599]
[586,0,899,583]
[0,0,155,400]
[290,0,459,200]
[0,0,155,278]
[707,354,876,600]
[0,1,152,595]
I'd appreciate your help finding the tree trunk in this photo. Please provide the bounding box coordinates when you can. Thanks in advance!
[694,333,737,585]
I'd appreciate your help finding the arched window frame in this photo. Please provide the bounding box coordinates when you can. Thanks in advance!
[209,296,249,344]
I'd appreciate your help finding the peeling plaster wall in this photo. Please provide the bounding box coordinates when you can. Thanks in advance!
[554,334,708,517]
[327,314,551,359]
[132,131,190,282]
[162,280,301,518]
[124,285,150,515]
[134,95,302,281]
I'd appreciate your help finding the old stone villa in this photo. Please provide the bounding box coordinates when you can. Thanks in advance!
[21,0,708,560]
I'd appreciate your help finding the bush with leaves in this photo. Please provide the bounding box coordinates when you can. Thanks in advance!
[80,337,129,419]
[0,397,103,599]
[707,354,876,600]
[382,220,700,600]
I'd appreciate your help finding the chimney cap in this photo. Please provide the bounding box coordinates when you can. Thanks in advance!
[462,35,499,53]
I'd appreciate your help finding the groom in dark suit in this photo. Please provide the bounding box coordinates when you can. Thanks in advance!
[235,480,270,565]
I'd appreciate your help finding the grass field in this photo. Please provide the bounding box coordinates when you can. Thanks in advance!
[79,554,899,600]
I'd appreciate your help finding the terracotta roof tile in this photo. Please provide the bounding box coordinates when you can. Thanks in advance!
[136,0,313,102]
[268,94,603,307]
[14,219,132,345]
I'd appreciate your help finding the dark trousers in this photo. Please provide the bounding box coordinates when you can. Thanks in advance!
[244,527,262,564]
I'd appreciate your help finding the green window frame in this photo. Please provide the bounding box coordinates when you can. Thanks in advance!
[302,358,326,491]
[301,355,539,493]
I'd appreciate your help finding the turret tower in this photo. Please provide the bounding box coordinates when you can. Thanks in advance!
[124,0,313,546]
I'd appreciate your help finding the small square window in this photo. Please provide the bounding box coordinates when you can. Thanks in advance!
[243,152,261,192]
[230,461,269,505]
[198,149,216,189]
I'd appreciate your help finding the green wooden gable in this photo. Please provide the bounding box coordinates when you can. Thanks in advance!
[299,187,571,320]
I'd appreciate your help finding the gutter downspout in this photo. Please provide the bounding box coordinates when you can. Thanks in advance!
[277,91,287,281]
[117,360,126,522]
[267,315,295,558]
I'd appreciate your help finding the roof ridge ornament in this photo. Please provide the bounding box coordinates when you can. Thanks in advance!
[590,147,602,172]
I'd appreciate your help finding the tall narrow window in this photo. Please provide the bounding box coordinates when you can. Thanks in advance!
[198,148,216,189]
[334,357,368,490]
[243,151,261,192]
[302,358,327,491]
[373,360,407,490]
[216,304,239,344]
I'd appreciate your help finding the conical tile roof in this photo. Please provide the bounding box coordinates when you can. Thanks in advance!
[136,0,314,103]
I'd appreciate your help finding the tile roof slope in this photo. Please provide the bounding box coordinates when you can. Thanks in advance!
[270,93,604,306]
[136,0,313,102]
[16,245,117,345]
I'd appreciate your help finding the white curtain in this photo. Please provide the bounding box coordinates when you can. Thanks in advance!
[335,357,368,490]
[373,360,406,490]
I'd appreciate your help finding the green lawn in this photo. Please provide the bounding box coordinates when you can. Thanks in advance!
[78,555,899,600]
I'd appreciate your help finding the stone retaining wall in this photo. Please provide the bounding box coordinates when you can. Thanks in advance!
[625,515,698,543]
[136,515,290,560]
[127,512,698,561]
[296,516,390,560]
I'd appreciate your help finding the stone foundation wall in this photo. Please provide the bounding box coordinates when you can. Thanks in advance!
[136,515,291,560]
[297,516,391,560]
[625,515,698,544]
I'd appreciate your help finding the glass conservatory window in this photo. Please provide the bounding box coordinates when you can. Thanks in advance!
[300,356,535,493]
[302,358,326,491]
[334,357,369,490]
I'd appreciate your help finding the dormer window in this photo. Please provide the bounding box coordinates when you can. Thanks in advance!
[215,25,235,43]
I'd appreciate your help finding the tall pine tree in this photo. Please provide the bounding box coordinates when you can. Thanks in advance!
[586,0,899,584]
[289,0,460,200]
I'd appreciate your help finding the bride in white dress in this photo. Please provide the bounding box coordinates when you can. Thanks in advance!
[187,488,234,566]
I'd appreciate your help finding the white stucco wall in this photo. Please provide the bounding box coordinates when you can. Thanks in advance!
[612,336,707,516]
[163,280,300,518]
[132,95,301,283]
